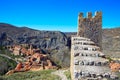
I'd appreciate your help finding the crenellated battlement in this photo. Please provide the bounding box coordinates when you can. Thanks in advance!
[95,11,102,17]
[77,11,102,49]
[78,11,102,19]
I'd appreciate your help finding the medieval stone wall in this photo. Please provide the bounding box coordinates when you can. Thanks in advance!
[77,11,102,49]
[71,11,118,80]
[70,37,118,80]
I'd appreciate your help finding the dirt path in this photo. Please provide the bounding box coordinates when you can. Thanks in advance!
[52,70,68,80]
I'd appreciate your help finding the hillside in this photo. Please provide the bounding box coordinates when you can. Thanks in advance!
[0,23,70,68]
[0,23,120,68]
[102,28,120,58]
[0,70,61,80]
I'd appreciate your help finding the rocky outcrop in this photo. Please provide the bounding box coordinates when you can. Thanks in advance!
[0,23,67,47]
[109,61,120,72]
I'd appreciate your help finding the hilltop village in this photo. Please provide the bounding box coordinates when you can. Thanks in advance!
[6,44,58,75]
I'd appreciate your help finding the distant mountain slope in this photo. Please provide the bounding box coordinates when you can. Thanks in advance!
[0,23,70,67]
[0,23,68,48]
[102,28,120,58]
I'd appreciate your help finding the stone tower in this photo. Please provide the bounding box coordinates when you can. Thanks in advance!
[70,11,118,80]
[77,11,102,49]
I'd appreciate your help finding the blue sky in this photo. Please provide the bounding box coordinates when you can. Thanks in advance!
[0,0,120,32]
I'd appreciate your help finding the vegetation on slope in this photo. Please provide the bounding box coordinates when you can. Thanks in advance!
[64,70,71,80]
[0,46,16,75]
[0,70,61,80]
[0,56,17,75]
[0,46,17,75]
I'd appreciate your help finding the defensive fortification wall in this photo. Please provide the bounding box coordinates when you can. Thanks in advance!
[77,11,102,49]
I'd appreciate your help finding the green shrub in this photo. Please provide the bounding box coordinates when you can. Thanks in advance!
[0,56,17,75]
[64,70,71,80]
[0,46,5,50]
[106,56,113,62]
[0,76,6,80]
[116,72,120,79]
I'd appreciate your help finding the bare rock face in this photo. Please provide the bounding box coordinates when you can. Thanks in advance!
[109,62,120,72]
[0,23,68,49]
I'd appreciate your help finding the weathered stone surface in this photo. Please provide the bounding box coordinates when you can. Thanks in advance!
[70,37,115,80]
[77,12,102,49]
[71,12,118,80]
